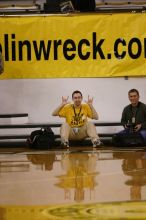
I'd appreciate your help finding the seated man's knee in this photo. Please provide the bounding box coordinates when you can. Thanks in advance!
[140,130,146,139]
[61,122,70,128]
[86,121,94,127]
[86,121,96,130]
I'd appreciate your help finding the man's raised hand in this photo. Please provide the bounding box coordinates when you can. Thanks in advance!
[62,96,69,105]
[85,95,93,105]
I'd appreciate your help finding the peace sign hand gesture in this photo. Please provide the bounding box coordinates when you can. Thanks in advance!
[62,96,69,105]
[85,95,99,120]
[52,96,69,116]
[85,95,93,105]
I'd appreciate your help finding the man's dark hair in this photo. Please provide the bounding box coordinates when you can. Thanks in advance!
[128,89,139,96]
[72,90,83,98]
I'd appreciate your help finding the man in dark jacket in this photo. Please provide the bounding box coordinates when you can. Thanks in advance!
[121,88,146,140]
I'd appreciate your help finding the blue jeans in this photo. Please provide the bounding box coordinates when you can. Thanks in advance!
[119,129,146,140]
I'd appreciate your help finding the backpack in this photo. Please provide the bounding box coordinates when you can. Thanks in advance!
[112,132,144,147]
[27,127,55,149]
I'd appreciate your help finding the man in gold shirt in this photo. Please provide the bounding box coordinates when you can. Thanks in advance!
[52,90,101,148]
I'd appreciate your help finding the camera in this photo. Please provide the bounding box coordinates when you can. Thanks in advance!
[126,122,136,133]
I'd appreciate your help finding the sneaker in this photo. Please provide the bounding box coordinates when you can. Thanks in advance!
[61,141,69,149]
[92,139,103,148]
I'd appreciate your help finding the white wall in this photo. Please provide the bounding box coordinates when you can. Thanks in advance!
[0,77,146,124]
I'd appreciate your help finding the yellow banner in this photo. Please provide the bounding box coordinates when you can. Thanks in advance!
[0,13,146,78]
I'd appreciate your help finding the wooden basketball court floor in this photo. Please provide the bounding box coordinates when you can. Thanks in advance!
[0,146,146,220]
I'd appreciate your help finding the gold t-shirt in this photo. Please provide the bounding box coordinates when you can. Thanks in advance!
[59,104,92,127]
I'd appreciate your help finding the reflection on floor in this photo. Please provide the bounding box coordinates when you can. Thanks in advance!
[0,146,146,219]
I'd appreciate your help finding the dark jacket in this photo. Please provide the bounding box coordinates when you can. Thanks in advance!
[121,102,146,129]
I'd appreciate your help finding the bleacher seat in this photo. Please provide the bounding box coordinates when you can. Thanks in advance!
[96,0,105,5]
[129,0,146,4]
[0,0,41,14]
[0,121,122,147]
[103,0,146,5]
[95,0,146,12]
[104,0,129,5]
